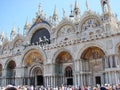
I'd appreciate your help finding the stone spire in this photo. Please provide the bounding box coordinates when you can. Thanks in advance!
[52,6,58,22]
[86,0,89,11]
[100,0,112,14]
[24,18,30,30]
[18,25,20,34]
[62,8,66,18]
[74,0,80,16]
[0,30,4,41]
[10,26,16,40]
[69,4,74,18]
[11,26,16,35]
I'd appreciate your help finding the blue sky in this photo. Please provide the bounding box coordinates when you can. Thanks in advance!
[0,0,120,37]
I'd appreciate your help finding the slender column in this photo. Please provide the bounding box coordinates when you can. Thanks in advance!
[74,74,76,86]
[78,74,80,87]
[105,56,108,68]
[110,56,113,68]
[88,74,91,86]
[54,76,55,87]
[114,55,118,67]
[109,72,111,84]
[115,72,117,84]
[2,68,6,86]
[47,76,48,86]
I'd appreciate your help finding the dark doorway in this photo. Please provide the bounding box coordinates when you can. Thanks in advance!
[95,76,101,85]
[37,75,44,85]
[67,78,73,85]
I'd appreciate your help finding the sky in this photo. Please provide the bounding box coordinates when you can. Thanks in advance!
[0,0,120,38]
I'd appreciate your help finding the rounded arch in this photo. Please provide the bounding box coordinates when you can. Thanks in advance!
[115,42,120,54]
[12,34,23,48]
[52,48,74,63]
[5,60,16,85]
[64,66,73,77]
[55,20,76,38]
[79,14,102,32]
[4,58,16,69]
[31,28,50,45]
[6,60,16,69]
[28,23,51,44]
[81,46,105,60]
[29,65,43,77]
[21,46,47,66]
[77,43,107,59]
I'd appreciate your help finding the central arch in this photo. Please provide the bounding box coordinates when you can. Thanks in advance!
[80,46,105,86]
[22,49,45,86]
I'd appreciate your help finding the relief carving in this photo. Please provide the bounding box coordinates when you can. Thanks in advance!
[82,18,100,31]
[58,25,75,36]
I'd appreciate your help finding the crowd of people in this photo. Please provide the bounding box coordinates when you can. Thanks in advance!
[1,83,120,90]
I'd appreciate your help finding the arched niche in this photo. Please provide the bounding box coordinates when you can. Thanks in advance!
[29,66,44,86]
[31,28,50,45]
[6,60,16,85]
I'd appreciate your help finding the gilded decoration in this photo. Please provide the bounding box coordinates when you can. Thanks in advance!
[25,52,43,66]
[81,47,105,60]
[56,52,72,63]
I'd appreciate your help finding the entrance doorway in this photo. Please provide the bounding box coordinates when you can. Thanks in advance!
[95,76,101,85]
[37,75,44,85]
[67,78,73,85]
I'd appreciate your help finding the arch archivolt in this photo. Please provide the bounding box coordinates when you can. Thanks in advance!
[79,15,102,32]
[115,42,120,54]
[29,64,43,77]
[28,23,51,43]
[12,35,23,48]
[4,58,16,69]
[21,46,46,66]
[52,48,74,63]
[77,42,107,59]
[55,21,75,38]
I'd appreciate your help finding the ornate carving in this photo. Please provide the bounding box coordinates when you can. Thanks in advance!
[58,25,75,36]
[14,39,22,48]
[81,18,100,31]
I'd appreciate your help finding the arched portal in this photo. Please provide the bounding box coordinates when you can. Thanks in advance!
[23,50,44,86]
[29,67,44,86]
[6,60,16,85]
[81,46,105,86]
[65,66,73,85]
[55,51,73,86]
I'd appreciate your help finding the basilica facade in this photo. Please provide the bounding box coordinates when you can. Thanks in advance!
[0,0,120,87]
